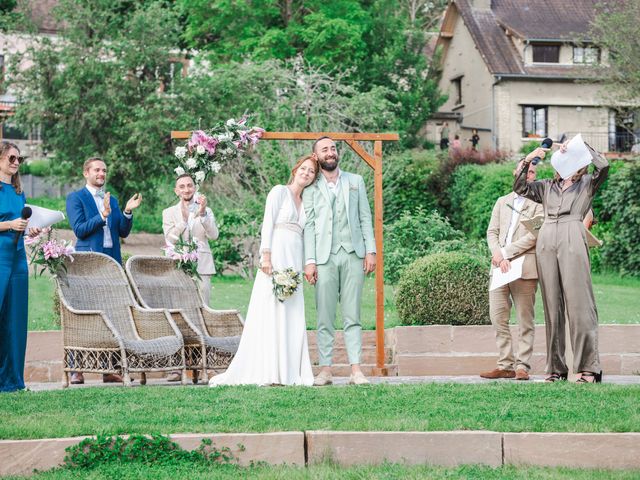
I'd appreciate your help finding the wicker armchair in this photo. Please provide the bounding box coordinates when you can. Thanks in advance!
[56,252,187,387]
[125,255,243,384]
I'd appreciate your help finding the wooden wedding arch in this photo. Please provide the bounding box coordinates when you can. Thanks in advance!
[171,131,400,375]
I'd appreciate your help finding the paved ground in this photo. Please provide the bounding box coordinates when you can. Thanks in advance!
[25,375,640,391]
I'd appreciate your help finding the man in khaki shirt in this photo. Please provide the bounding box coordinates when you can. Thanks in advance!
[481,160,542,380]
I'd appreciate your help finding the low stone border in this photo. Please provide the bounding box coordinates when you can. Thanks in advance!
[2,431,639,476]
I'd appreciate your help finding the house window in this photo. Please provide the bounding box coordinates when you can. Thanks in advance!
[532,44,560,63]
[522,106,547,137]
[573,46,599,64]
[452,76,463,105]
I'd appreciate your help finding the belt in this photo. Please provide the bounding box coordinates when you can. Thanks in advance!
[543,214,583,225]
[274,223,303,235]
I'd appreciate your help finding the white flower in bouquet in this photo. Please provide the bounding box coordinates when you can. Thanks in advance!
[185,157,197,169]
[274,272,289,284]
[210,161,222,173]
[226,118,236,127]
[195,171,206,183]
[174,166,185,176]
[196,145,206,155]
[175,146,187,159]
[217,133,232,143]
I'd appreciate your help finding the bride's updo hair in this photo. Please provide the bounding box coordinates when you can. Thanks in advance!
[287,154,319,185]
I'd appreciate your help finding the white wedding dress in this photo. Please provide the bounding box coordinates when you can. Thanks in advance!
[209,185,314,386]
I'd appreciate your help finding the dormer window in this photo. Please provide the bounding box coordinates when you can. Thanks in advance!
[573,46,599,64]
[532,44,560,63]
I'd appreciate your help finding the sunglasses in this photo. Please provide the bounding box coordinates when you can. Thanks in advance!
[7,155,25,165]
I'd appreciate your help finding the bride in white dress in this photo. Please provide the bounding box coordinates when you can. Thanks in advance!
[209,155,319,386]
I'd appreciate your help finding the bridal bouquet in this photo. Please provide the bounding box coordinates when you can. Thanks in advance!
[163,236,201,280]
[272,268,302,302]
[26,228,75,277]
[173,116,265,187]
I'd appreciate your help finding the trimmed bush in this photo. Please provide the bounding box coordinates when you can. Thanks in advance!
[384,207,464,284]
[396,251,490,326]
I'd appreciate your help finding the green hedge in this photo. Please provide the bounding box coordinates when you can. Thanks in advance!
[599,161,640,276]
[395,251,490,326]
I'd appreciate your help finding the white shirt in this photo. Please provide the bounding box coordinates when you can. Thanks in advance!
[324,169,342,197]
[501,193,525,258]
[85,185,132,249]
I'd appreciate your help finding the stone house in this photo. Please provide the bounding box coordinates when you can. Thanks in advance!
[426,0,638,153]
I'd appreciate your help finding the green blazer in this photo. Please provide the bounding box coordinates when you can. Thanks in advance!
[303,171,376,265]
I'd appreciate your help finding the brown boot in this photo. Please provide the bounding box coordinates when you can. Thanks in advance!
[480,368,515,379]
[515,369,530,381]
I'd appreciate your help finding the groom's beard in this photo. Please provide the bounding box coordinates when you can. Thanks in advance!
[319,156,339,172]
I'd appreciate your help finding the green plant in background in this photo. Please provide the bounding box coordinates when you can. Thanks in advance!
[519,140,540,157]
[384,207,464,284]
[64,435,236,469]
[396,251,490,326]
[600,161,640,276]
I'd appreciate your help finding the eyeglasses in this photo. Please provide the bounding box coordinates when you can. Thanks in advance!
[7,155,25,165]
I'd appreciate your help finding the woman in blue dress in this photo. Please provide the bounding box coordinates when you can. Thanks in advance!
[0,141,36,392]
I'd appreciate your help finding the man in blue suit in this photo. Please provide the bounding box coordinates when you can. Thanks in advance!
[66,157,142,384]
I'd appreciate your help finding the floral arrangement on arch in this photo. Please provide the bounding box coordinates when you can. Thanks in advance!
[163,235,201,281]
[25,228,75,277]
[174,116,265,186]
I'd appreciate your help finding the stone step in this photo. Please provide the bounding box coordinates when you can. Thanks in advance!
[311,364,398,377]
[308,346,393,365]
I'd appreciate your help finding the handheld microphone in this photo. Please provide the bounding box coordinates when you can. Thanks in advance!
[531,138,553,165]
[14,206,33,245]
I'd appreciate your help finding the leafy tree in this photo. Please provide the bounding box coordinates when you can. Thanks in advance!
[8,0,182,204]
[590,1,640,127]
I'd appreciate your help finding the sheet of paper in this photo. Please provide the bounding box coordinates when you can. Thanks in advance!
[550,133,592,179]
[586,229,603,248]
[25,204,66,229]
[489,255,525,291]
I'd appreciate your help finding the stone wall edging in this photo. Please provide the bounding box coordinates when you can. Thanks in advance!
[1,431,640,476]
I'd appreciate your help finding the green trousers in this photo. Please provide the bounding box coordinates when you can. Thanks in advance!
[315,248,364,366]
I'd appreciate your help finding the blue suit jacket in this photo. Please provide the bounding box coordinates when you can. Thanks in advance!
[66,187,133,264]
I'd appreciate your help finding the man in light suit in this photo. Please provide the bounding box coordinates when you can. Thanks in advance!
[162,174,219,307]
[303,137,376,386]
[481,160,542,381]
[66,157,142,384]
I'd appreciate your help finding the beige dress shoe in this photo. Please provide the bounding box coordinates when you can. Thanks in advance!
[313,370,333,386]
[349,371,370,385]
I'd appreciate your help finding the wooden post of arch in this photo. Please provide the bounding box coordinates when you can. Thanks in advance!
[171,131,400,375]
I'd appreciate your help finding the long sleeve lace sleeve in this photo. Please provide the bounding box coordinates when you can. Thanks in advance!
[259,185,285,255]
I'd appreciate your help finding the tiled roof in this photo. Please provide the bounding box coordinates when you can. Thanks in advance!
[492,0,600,41]
[450,0,600,77]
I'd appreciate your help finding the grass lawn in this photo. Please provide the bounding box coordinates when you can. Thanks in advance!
[1,383,639,440]
[6,462,640,480]
[28,273,640,331]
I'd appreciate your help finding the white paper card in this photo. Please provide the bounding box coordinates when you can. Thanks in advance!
[25,204,66,229]
[550,133,592,179]
[489,255,525,292]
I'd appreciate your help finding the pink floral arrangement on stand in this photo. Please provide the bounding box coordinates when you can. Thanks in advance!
[163,235,201,280]
[26,228,75,277]
[173,115,265,187]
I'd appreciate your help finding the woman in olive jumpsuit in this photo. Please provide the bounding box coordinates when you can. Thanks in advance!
[514,144,609,383]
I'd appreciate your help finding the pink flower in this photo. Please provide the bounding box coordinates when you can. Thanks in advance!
[188,130,219,156]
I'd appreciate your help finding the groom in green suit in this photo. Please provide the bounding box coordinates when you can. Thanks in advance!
[303,137,377,385]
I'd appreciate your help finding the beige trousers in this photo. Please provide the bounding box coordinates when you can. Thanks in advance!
[199,274,211,307]
[489,278,537,372]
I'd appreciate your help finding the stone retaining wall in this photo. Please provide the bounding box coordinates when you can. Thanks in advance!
[24,324,640,382]
[2,431,639,476]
